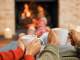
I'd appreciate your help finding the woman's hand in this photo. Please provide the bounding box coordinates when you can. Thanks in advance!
[18,40,25,52]
[25,39,41,56]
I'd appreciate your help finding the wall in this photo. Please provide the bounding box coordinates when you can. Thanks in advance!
[59,0,80,28]
[0,0,15,35]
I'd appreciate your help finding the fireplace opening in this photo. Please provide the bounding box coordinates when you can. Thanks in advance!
[15,0,58,33]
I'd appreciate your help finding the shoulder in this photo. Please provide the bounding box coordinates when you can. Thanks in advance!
[39,44,60,60]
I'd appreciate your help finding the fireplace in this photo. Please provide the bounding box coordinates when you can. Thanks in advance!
[15,0,58,33]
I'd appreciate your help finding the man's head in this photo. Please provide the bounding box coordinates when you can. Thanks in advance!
[69,29,80,46]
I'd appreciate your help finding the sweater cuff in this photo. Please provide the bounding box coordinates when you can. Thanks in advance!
[24,55,35,60]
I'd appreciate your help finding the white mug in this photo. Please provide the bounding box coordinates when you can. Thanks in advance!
[52,28,69,46]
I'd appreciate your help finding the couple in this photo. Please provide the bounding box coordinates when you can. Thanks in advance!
[0,30,59,60]
[0,28,80,60]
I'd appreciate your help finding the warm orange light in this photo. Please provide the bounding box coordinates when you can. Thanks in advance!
[26,11,31,17]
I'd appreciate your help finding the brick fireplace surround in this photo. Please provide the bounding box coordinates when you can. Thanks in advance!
[0,0,80,35]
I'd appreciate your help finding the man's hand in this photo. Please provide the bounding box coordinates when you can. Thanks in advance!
[48,30,59,46]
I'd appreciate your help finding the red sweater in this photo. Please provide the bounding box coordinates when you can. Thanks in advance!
[0,47,35,60]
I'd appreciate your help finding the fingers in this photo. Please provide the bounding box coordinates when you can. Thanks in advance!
[48,30,59,46]
[17,40,25,51]
[27,39,41,49]
[25,39,41,56]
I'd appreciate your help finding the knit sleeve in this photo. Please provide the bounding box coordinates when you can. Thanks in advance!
[24,55,35,60]
[0,47,24,60]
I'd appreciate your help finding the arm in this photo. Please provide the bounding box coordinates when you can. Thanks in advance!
[23,39,41,60]
[0,47,24,60]
[0,40,25,60]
